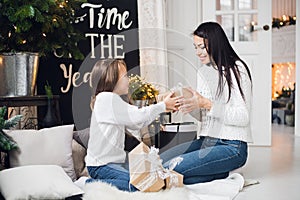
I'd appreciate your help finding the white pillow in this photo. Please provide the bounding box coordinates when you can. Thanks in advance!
[5,125,76,181]
[0,165,83,200]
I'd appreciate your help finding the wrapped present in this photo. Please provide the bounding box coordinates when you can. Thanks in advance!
[156,84,193,103]
[164,156,184,188]
[165,170,184,189]
[129,142,165,192]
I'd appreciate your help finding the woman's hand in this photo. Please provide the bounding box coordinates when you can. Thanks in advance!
[179,87,212,114]
[163,92,183,112]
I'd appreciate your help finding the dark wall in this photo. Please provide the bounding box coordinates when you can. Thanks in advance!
[37,0,139,130]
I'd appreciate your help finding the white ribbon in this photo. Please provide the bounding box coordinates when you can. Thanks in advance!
[163,156,184,188]
[168,156,183,170]
[147,146,166,182]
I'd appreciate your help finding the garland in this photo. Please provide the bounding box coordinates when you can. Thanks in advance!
[272,15,296,29]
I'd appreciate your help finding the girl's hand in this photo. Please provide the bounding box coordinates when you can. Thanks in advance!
[163,92,183,112]
[179,87,212,114]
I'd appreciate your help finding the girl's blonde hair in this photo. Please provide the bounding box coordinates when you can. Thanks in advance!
[90,59,127,110]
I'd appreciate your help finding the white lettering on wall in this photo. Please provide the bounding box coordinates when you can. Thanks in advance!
[85,33,98,58]
[86,33,125,59]
[81,3,103,29]
[60,3,134,93]
[81,3,133,30]
[100,34,112,58]
[60,64,92,93]
[79,3,131,59]
[114,35,125,59]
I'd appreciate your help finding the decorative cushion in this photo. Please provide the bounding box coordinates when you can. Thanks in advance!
[73,128,90,149]
[72,139,89,178]
[0,165,83,200]
[5,125,76,181]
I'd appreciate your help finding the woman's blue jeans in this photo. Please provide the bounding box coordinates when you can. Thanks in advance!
[160,136,248,184]
[86,163,138,192]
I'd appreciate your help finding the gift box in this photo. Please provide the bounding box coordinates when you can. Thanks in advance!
[129,142,165,192]
[172,85,193,99]
[156,86,193,103]
[165,170,184,189]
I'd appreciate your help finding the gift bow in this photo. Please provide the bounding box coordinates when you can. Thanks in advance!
[147,146,165,178]
[147,147,184,184]
[163,156,183,188]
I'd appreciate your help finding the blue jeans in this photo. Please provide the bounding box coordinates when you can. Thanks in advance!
[86,163,138,192]
[160,136,248,184]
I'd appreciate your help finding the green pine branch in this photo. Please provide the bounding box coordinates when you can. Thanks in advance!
[0,106,22,152]
[3,115,22,129]
[0,130,18,151]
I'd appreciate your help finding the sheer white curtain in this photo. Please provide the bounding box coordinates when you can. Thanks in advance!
[272,0,296,17]
[137,0,168,92]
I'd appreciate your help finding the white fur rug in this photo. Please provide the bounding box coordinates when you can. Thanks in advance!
[82,182,189,200]
[80,173,247,200]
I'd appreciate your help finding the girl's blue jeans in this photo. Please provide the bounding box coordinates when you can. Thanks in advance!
[86,163,138,192]
[86,136,247,191]
[160,136,248,184]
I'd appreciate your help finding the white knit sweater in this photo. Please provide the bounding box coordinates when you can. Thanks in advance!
[85,92,165,166]
[194,61,253,142]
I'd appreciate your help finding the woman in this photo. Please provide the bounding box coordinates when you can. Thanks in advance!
[160,22,253,184]
[85,59,182,191]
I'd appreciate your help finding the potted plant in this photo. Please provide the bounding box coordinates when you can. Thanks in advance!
[128,74,159,108]
[40,81,59,128]
[0,0,86,96]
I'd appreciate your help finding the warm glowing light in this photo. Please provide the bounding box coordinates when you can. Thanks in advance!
[282,15,288,21]
[53,18,57,22]
[22,40,26,44]
[42,33,46,37]
[272,63,296,99]
[59,4,64,8]
[8,32,11,37]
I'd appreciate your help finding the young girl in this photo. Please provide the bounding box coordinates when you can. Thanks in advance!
[85,59,182,191]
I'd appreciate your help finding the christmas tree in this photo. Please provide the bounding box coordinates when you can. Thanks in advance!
[0,0,86,59]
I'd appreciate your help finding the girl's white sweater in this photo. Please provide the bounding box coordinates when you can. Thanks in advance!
[85,92,165,166]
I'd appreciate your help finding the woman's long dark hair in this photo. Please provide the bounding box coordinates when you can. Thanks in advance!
[193,22,252,101]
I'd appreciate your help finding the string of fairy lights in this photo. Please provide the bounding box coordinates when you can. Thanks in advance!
[272,63,296,99]
[272,15,296,29]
